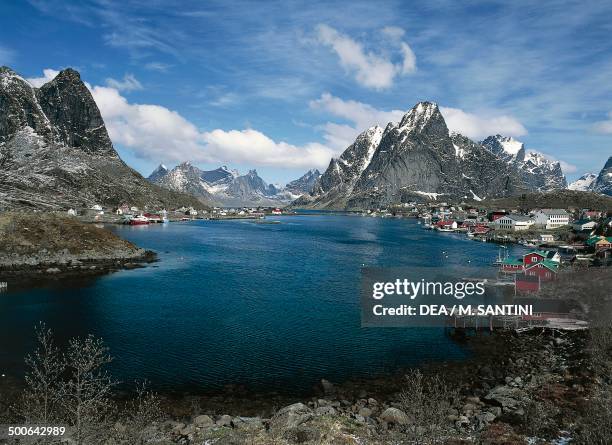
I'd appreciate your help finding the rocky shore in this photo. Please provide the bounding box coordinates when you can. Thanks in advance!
[0,212,156,281]
[109,327,603,444]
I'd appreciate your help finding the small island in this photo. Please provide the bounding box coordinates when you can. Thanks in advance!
[0,212,155,280]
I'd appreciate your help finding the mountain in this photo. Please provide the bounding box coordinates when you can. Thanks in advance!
[592,156,612,196]
[285,169,321,195]
[568,173,597,191]
[0,67,204,211]
[148,164,169,182]
[294,102,567,210]
[481,135,567,190]
[148,163,312,206]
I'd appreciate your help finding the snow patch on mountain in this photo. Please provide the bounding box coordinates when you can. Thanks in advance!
[568,173,597,191]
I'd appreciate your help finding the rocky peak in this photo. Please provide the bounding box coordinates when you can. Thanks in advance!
[592,156,612,196]
[285,168,322,195]
[36,67,117,156]
[481,135,525,161]
[397,101,445,134]
[148,164,169,182]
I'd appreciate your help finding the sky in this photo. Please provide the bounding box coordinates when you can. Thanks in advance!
[1,0,611,184]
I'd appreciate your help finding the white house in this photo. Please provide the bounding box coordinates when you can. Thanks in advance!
[532,209,570,229]
[91,204,103,211]
[539,234,555,243]
[495,214,534,231]
[67,208,77,216]
[572,219,597,232]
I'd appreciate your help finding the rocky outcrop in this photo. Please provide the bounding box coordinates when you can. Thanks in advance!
[592,156,612,196]
[0,212,156,279]
[0,66,204,211]
[295,102,567,210]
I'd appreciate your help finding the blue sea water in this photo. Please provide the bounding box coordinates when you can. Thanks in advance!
[0,215,525,392]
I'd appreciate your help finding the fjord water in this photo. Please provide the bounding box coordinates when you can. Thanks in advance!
[0,215,524,393]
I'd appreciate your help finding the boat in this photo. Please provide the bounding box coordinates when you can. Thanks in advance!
[129,215,150,225]
[491,246,509,266]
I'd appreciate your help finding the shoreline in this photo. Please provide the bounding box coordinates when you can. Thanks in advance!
[1,326,598,444]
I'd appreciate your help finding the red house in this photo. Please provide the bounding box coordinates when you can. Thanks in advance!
[524,261,558,282]
[515,273,540,293]
[523,250,547,266]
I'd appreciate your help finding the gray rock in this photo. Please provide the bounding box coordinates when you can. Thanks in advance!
[484,385,526,411]
[193,414,214,428]
[358,407,373,418]
[314,406,337,416]
[216,414,233,427]
[271,403,313,430]
[232,416,263,430]
[379,407,410,425]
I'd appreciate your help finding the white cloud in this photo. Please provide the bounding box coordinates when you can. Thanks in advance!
[593,111,612,134]
[26,69,60,87]
[311,93,404,130]
[558,160,578,174]
[83,79,335,169]
[315,24,416,89]
[439,107,528,140]
[202,129,334,168]
[381,26,406,40]
[105,73,143,91]
[144,62,172,72]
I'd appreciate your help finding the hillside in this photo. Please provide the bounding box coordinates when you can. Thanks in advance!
[0,67,206,211]
[476,190,612,212]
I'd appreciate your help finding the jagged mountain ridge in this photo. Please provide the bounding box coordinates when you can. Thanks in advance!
[481,135,567,190]
[294,102,567,210]
[148,163,319,207]
[0,66,205,210]
[285,169,321,195]
[568,173,597,191]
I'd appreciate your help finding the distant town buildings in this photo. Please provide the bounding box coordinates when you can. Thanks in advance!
[494,214,534,231]
[532,209,570,229]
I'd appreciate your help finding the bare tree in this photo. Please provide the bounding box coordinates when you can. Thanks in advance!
[19,323,65,423]
[58,334,117,445]
[398,369,458,444]
[113,380,164,444]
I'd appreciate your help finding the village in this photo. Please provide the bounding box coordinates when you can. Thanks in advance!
[66,203,286,225]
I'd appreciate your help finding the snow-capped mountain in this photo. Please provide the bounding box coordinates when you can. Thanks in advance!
[592,157,612,196]
[481,135,567,190]
[285,169,321,195]
[148,164,318,206]
[0,66,203,210]
[568,173,597,191]
[295,102,568,210]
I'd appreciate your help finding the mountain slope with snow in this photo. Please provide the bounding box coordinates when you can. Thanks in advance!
[568,173,597,191]
[295,102,567,210]
[149,164,319,206]
[0,66,204,210]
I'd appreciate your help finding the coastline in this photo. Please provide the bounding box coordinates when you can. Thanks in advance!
[1,327,599,444]
[0,212,157,282]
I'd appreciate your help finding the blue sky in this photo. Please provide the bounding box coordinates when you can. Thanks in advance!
[1,0,611,184]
